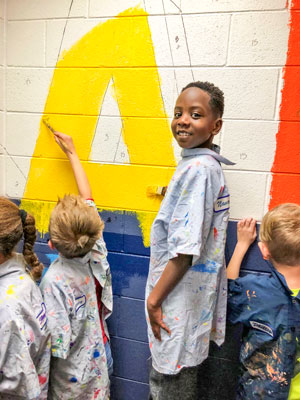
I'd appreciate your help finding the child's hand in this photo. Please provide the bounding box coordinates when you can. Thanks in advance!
[53,131,76,156]
[237,218,257,248]
[147,297,171,341]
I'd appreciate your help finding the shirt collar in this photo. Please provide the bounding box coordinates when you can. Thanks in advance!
[181,146,235,165]
[267,261,298,296]
[0,254,26,278]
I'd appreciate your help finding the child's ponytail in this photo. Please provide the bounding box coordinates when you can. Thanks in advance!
[0,197,44,281]
[21,211,44,281]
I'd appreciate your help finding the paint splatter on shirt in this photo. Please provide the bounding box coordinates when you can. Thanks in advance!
[146,147,232,375]
[40,218,112,400]
[0,254,51,399]
[228,266,300,399]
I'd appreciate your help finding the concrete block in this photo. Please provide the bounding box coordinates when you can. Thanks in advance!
[109,252,149,299]
[274,68,285,120]
[0,0,4,19]
[163,0,287,13]
[0,111,4,154]
[111,376,149,400]
[264,173,272,214]
[114,135,130,164]
[144,0,164,14]
[6,113,41,156]
[7,21,45,67]
[228,11,290,66]
[46,19,101,67]
[6,68,53,113]
[0,155,4,195]
[224,171,267,220]
[90,116,125,163]
[159,68,180,117]
[7,0,87,20]
[0,20,4,66]
[100,77,121,117]
[183,14,230,66]
[174,68,194,92]
[89,0,142,17]
[222,120,278,171]
[148,16,172,66]
[0,67,3,111]
[5,155,31,198]
[163,0,181,13]
[165,15,191,67]
[192,68,279,120]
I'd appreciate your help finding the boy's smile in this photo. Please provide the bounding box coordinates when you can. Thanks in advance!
[171,87,222,149]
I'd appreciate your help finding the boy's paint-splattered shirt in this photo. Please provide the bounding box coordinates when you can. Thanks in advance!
[228,265,300,399]
[146,147,233,375]
[40,235,113,400]
[0,254,51,399]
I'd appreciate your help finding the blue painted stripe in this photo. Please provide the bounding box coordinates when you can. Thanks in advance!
[111,376,149,400]
[110,337,150,384]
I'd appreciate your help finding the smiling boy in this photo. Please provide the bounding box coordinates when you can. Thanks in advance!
[146,81,234,399]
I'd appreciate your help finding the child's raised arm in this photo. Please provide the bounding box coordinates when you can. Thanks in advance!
[53,131,92,200]
[227,218,257,280]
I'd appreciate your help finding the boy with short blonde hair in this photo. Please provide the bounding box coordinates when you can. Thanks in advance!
[49,194,104,258]
[227,203,300,400]
[40,132,113,400]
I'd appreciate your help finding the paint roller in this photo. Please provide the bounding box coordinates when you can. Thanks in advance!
[146,186,167,197]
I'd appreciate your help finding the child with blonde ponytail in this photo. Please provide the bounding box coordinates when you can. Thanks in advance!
[0,198,50,399]
[40,131,113,400]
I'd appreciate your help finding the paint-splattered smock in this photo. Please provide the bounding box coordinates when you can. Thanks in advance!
[0,254,51,399]
[40,228,113,400]
[146,147,233,375]
[228,265,300,399]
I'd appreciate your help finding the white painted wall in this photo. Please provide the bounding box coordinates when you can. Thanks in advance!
[2,0,291,220]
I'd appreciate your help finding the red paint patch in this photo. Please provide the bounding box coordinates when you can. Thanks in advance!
[269,9,300,209]
[38,375,47,385]
[177,364,181,369]
[214,227,218,239]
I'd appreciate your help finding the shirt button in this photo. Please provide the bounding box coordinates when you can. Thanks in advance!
[292,299,297,304]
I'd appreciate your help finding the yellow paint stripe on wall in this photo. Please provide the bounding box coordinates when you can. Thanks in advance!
[22,7,176,244]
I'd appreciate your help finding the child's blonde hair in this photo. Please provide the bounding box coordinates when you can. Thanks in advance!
[0,197,44,280]
[260,203,300,266]
[49,194,104,258]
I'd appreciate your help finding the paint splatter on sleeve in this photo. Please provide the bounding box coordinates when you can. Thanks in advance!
[167,164,218,260]
[0,316,43,398]
[40,281,72,359]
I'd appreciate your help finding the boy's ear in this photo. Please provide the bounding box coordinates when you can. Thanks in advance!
[48,240,55,250]
[258,241,271,260]
[211,118,223,136]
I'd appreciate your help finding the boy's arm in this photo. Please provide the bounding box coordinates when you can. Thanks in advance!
[147,253,192,341]
[53,131,92,199]
[227,218,257,280]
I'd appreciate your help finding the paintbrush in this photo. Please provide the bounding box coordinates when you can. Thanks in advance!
[42,118,72,154]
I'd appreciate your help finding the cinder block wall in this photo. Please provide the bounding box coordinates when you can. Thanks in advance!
[1,1,299,399]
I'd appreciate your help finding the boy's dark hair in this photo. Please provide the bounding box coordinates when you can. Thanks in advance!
[181,81,224,117]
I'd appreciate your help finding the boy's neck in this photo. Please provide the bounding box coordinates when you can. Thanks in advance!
[273,261,300,289]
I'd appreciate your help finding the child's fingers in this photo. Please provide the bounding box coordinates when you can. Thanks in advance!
[250,218,257,235]
[244,218,253,227]
[151,323,162,341]
[150,320,171,341]
[238,220,245,229]
[160,321,171,336]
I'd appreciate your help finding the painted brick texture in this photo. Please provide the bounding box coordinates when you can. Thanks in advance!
[2,0,298,399]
